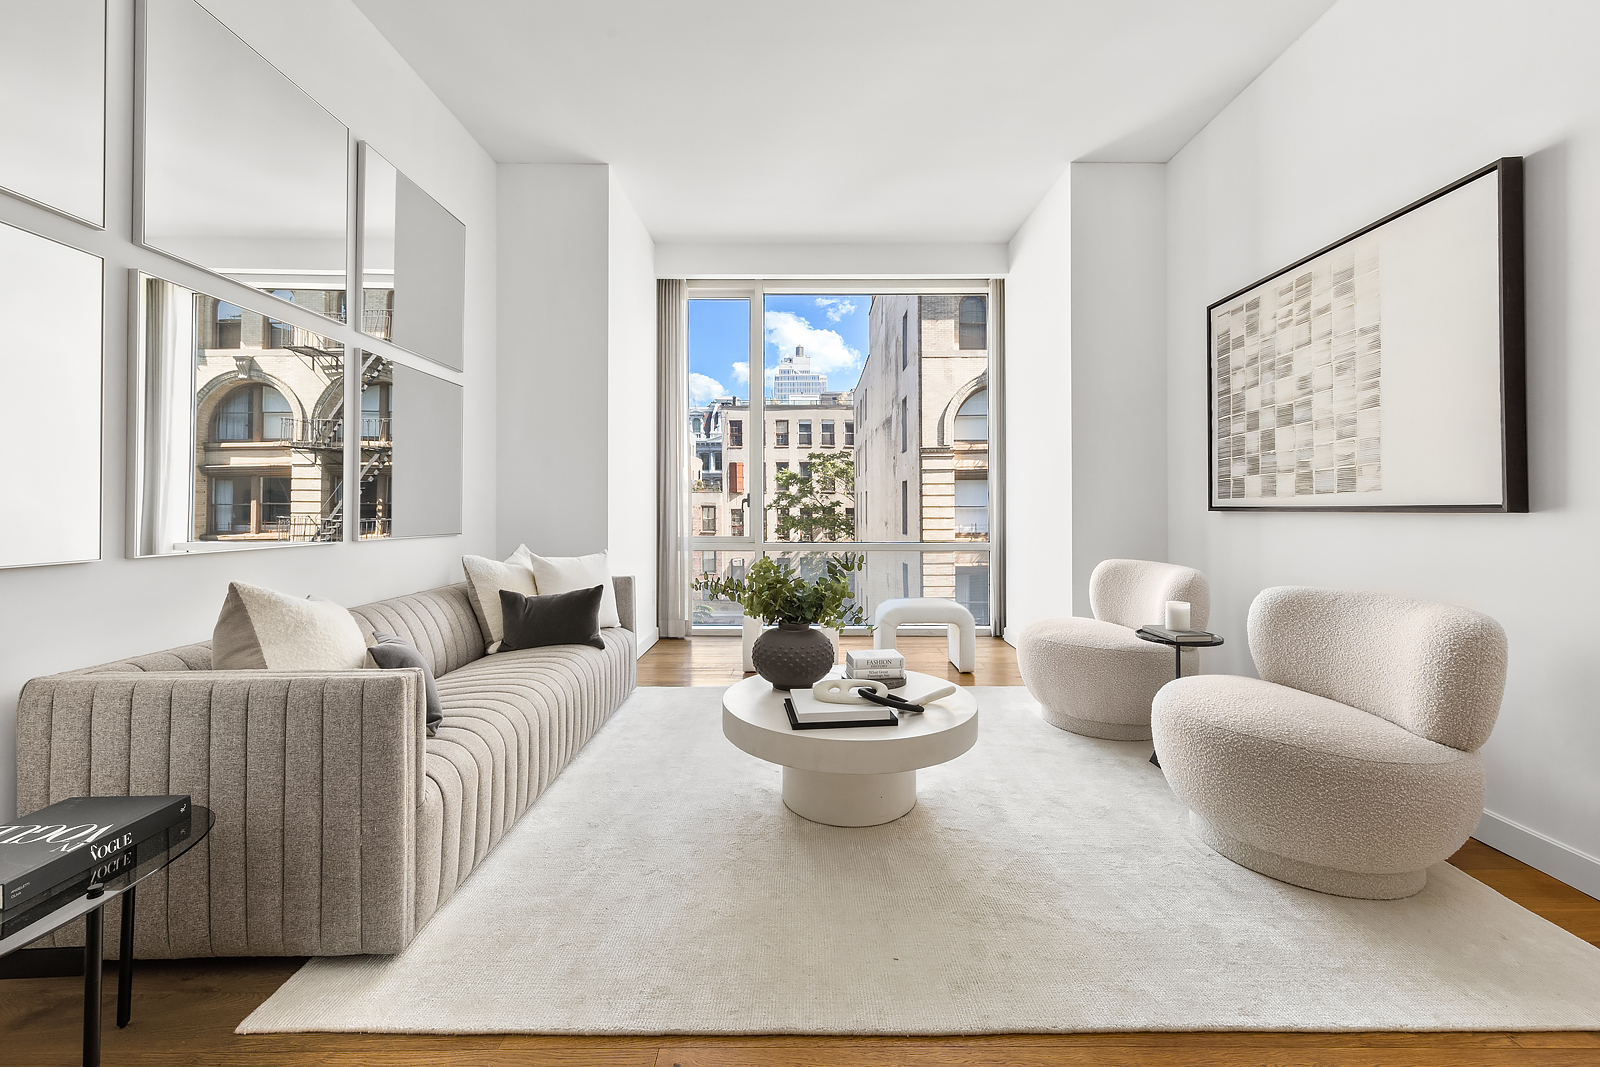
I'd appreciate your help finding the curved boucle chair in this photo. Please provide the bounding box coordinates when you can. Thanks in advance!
[1017,559,1210,740]
[1152,586,1508,900]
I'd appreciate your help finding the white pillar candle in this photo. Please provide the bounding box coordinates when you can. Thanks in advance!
[1165,601,1192,631]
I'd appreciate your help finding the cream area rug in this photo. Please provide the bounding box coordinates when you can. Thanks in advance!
[239,686,1600,1035]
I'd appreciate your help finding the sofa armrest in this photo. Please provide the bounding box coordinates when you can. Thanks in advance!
[613,574,635,633]
[15,667,426,958]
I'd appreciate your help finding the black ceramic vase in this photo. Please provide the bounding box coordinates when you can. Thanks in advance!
[751,622,835,690]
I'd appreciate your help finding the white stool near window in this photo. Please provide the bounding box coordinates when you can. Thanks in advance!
[871,598,977,673]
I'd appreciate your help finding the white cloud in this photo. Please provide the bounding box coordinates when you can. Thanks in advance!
[764,311,863,385]
[731,361,749,385]
[689,372,724,404]
[814,297,858,322]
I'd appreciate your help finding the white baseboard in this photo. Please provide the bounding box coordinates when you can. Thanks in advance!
[1474,809,1600,901]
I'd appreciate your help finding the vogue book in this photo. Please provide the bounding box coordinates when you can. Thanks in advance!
[0,795,191,911]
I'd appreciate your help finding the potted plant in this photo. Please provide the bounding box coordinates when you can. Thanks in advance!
[696,554,866,689]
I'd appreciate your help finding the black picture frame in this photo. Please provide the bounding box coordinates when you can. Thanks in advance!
[1206,157,1526,513]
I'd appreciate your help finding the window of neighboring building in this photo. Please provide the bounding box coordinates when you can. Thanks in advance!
[900,312,909,369]
[954,388,988,442]
[900,398,908,453]
[900,479,908,536]
[691,415,703,435]
[731,508,745,537]
[209,471,292,537]
[361,382,391,440]
[774,419,789,447]
[729,420,743,447]
[959,295,987,349]
[699,505,717,534]
[844,420,855,446]
[798,420,812,446]
[262,476,292,526]
[954,476,989,535]
[902,561,910,598]
[821,419,835,446]
[212,384,294,442]
[727,461,742,493]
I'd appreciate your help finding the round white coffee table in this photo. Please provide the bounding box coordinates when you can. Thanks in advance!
[721,670,979,826]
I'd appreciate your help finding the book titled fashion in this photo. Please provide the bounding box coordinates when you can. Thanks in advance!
[0,795,190,911]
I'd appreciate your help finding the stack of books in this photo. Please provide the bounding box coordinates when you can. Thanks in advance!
[0,795,191,912]
[846,649,906,689]
[1136,625,1214,645]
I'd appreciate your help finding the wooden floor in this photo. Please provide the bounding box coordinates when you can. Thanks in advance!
[3,636,1596,1066]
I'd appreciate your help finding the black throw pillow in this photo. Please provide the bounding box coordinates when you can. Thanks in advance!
[368,632,443,736]
[498,585,605,651]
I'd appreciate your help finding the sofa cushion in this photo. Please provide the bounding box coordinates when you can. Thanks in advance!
[213,582,368,671]
[461,548,538,653]
[526,549,621,630]
[499,586,605,652]
[369,632,444,734]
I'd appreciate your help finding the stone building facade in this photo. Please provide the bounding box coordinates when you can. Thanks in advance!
[853,294,990,623]
[190,296,347,543]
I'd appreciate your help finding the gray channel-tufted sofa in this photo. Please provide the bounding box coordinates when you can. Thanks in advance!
[15,577,637,957]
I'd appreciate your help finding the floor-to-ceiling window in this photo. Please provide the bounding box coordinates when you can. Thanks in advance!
[685,280,1000,633]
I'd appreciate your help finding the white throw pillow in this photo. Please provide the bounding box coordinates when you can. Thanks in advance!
[525,548,620,629]
[461,546,538,653]
[212,582,368,670]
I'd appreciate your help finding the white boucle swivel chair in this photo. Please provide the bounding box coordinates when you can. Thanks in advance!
[1017,559,1210,740]
[1151,586,1508,900]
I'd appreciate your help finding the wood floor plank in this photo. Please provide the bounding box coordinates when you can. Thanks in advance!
[3,636,1596,1065]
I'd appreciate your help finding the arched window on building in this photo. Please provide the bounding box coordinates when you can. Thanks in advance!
[213,388,254,441]
[953,388,988,442]
[959,295,986,350]
[261,387,293,440]
[212,384,294,442]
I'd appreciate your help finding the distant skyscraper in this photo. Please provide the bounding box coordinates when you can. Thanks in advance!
[771,345,828,404]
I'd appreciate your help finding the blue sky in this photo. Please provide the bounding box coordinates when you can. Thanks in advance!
[688,295,871,406]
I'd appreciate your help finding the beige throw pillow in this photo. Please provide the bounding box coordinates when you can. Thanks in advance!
[212,582,369,670]
[462,546,538,653]
[526,549,620,629]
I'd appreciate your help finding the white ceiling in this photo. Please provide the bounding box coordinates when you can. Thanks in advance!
[353,0,1335,245]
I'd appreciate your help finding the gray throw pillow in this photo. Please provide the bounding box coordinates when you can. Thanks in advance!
[498,586,605,652]
[368,632,442,736]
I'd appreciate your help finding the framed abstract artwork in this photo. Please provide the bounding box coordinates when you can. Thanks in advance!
[1207,157,1526,512]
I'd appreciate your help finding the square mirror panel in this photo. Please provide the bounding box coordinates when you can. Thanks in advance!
[0,0,106,226]
[140,0,348,323]
[359,143,467,370]
[0,222,103,568]
[132,273,346,556]
[358,354,463,539]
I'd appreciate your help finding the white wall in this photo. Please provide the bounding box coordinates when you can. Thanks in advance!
[1003,168,1074,639]
[1004,163,1171,635]
[1165,0,1600,894]
[496,164,610,556]
[497,164,659,651]
[1070,163,1170,617]
[0,0,499,821]
[608,174,660,650]
[655,242,1008,280]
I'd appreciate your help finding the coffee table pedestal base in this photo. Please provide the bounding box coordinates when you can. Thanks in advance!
[781,767,916,826]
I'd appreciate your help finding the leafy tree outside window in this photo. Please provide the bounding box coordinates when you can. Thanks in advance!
[768,450,856,542]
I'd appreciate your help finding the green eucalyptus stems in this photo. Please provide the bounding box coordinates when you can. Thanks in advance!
[696,554,866,629]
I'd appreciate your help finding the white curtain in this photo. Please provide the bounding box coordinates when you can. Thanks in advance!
[656,279,693,638]
[138,278,196,555]
[987,277,1006,639]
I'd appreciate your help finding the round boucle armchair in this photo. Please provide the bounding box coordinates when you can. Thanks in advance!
[1017,559,1210,740]
[1151,586,1508,900]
